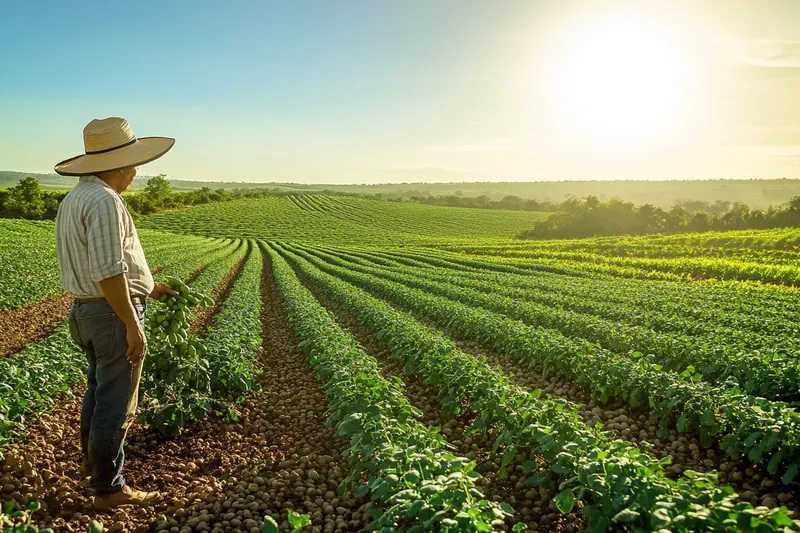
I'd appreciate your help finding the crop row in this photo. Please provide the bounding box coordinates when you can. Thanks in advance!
[369,247,800,333]
[264,244,514,532]
[141,241,263,433]
[137,196,546,245]
[285,244,800,485]
[274,243,800,533]
[311,247,799,400]
[441,244,800,286]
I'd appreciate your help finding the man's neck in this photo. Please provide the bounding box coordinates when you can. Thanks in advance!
[95,173,125,194]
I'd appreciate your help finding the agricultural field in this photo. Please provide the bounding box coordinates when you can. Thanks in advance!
[136,196,549,244]
[0,197,799,533]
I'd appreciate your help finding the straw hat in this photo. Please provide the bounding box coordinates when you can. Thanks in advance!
[54,117,175,176]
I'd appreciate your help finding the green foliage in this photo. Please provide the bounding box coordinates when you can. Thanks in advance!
[519,195,800,239]
[0,177,63,219]
[285,245,800,492]
[287,510,311,530]
[140,276,217,434]
[0,219,225,309]
[276,243,800,532]
[140,244,262,433]
[138,196,547,244]
[444,228,800,285]
[315,246,800,399]
[267,244,511,531]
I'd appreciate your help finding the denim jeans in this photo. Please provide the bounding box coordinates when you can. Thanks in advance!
[68,300,146,494]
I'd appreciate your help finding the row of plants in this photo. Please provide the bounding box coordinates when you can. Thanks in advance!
[264,244,517,532]
[321,245,798,339]
[448,246,800,286]
[348,247,800,335]
[137,195,546,245]
[181,239,247,296]
[286,244,800,485]
[311,247,799,400]
[141,241,263,434]
[275,243,800,533]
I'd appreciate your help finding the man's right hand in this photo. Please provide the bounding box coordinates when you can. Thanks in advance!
[126,321,147,364]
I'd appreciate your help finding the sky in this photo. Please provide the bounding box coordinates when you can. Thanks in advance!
[1,0,800,184]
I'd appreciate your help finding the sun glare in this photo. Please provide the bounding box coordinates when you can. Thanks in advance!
[552,13,688,146]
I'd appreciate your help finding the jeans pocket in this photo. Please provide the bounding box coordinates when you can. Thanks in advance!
[68,310,82,346]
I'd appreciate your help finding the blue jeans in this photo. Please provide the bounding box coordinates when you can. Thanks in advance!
[68,301,146,494]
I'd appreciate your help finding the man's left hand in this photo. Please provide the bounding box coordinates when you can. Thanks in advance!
[149,281,179,300]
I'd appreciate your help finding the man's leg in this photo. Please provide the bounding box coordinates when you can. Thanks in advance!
[74,302,145,494]
[69,306,95,476]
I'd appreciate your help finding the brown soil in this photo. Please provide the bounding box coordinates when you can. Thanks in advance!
[0,250,368,533]
[0,293,73,358]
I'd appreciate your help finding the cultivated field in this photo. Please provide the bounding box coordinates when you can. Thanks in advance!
[1,196,799,533]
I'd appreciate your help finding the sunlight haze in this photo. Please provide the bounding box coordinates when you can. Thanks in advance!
[1,0,799,183]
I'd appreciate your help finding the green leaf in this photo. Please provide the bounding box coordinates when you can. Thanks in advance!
[87,520,104,533]
[650,509,671,529]
[701,409,715,426]
[782,463,798,485]
[743,431,762,448]
[525,472,550,486]
[512,523,528,532]
[612,509,640,523]
[676,413,687,433]
[555,489,575,514]
[656,427,669,440]
[260,516,279,533]
[287,510,311,530]
[767,451,784,476]
[748,446,763,464]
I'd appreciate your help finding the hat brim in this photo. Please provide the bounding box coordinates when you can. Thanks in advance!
[54,137,175,176]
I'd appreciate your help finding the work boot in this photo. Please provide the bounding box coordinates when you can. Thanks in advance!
[92,485,163,510]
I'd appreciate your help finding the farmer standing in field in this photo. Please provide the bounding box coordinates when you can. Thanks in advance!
[54,117,178,509]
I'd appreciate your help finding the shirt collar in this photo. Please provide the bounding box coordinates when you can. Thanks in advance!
[80,175,126,203]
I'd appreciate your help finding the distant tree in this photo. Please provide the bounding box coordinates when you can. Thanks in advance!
[144,174,172,206]
[5,177,46,218]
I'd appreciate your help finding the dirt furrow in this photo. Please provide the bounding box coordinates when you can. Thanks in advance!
[188,256,247,337]
[0,293,73,357]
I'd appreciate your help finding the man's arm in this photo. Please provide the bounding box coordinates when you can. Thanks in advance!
[99,272,147,364]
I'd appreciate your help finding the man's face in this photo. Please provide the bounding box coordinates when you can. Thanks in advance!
[121,167,138,191]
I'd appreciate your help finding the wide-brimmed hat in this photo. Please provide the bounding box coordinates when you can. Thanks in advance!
[54,117,175,176]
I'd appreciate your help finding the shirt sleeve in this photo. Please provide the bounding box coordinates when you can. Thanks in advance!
[86,197,129,282]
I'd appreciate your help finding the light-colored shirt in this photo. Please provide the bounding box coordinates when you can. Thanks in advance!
[55,175,154,299]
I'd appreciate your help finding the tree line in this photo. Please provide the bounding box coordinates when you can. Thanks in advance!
[518,195,800,239]
[0,175,276,220]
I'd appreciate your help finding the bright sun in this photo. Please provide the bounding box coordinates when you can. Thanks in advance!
[552,13,688,146]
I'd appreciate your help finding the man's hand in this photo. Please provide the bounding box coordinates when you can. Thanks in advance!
[126,321,147,364]
[150,281,179,300]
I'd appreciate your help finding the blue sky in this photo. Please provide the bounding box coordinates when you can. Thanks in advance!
[2,1,800,183]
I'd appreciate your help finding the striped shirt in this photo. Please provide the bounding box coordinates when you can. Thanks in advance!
[55,176,154,299]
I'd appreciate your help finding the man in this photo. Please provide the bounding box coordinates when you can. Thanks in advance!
[54,117,177,509]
